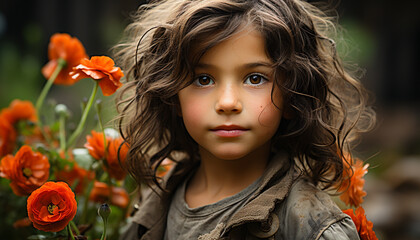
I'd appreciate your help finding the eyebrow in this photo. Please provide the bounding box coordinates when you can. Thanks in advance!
[195,61,273,70]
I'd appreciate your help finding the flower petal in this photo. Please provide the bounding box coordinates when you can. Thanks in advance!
[70,56,124,96]
[27,181,77,232]
[42,33,88,85]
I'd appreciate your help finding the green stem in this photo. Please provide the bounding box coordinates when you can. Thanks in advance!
[95,102,108,158]
[35,58,66,144]
[100,218,108,240]
[36,58,66,113]
[67,81,99,149]
[67,224,75,240]
[70,220,80,236]
[59,113,67,153]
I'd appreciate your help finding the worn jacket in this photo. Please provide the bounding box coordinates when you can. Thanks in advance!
[121,153,360,240]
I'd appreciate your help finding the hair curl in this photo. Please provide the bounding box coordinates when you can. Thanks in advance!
[114,0,375,191]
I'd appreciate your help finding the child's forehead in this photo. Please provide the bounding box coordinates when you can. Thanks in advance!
[187,25,268,64]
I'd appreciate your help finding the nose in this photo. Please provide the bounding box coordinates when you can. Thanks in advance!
[215,83,242,114]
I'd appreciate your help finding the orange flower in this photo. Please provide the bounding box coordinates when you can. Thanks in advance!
[41,33,88,85]
[106,137,128,180]
[0,145,50,196]
[0,100,37,125]
[343,207,378,240]
[85,130,128,180]
[89,181,129,209]
[55,160,95,195]
[339,157,368,207]
[27,181,77,232]
[0,155,14,178]
[70,56,124,96]
[84,130,110,160]
[0,116,16,157]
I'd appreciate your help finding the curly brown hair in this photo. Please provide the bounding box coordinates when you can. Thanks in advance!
[114,0,375,191]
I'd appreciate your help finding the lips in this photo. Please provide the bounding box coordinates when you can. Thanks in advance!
[210,125,249,138]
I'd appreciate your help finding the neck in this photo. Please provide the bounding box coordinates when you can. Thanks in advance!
[185,143,271,207]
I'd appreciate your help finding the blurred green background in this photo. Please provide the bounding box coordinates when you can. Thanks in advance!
[0,0,419,239]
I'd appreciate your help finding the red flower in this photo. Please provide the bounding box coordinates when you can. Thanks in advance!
[339,157,368,207]
[0,100,37,125]
[0,116,16,157]
[89,181,129,209]
[41,33,88,85]
[70,56,124,96]
[27,181,77,232]
[0,154,14,178]
[84,130,110,160]
[84,130,128,180]
[343,207,378,240]
[106,137,128,180]
[0,100,40,157]
[0,145,50,196]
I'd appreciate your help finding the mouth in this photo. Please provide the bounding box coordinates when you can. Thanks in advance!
[210,125,249,138]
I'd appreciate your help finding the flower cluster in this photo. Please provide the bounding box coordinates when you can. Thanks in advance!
[339,157,369,207]
[338,153,378,239]
[343,207,378,240]
[0,33,174,239]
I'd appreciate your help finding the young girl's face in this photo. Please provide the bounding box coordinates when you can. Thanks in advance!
[178,27,284,161]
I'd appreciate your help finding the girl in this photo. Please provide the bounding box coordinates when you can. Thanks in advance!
[115,0,375,239]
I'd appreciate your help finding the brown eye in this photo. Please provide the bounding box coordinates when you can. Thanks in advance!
[194,75,214,86]
[245,74,267,85]
[199,76,211,85]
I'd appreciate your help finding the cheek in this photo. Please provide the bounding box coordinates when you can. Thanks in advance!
[254,93,283,129]
[258,103,282,128]
[181,103,202,125]
[179,94,206,130]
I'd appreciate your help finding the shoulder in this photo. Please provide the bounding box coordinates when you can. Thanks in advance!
[275,177,358,240]
[120,159,198,240]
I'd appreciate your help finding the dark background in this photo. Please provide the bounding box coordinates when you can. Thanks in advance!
[1,0,419,239]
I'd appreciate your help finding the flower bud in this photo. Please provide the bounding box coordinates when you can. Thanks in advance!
[55,104,70,117]
[98,203,111,220]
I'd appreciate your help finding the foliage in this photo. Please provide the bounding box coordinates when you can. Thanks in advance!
[0,33,146,239]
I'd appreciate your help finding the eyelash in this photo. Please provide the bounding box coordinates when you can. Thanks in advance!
[192,73,269,87]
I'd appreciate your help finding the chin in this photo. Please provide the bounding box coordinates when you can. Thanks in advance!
[211,150,250,161]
